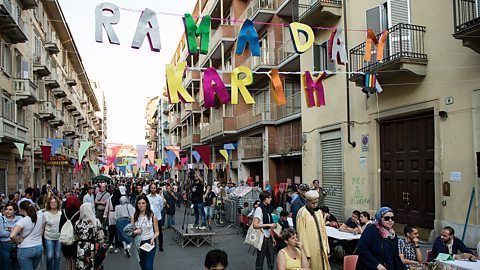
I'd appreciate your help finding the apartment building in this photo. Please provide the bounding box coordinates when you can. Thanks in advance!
[156,94,170,161]
[0,0,103,194]
[145,96,159,154]
[298,0,480,245]
[167,0,302,186]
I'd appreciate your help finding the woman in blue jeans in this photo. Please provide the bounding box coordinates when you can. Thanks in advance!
[10,201,44,270]
[0,202,21,270]
[43,195,62,270]
[132,195,159,270]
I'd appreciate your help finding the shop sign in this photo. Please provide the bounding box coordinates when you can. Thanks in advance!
[47,155,70,166]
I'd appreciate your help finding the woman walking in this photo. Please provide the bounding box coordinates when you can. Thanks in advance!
[356,207,406,270]
[75,203,104,270]
[43,195,62,270]
[9,201,44,270]
[132,195,159,270]
[104,189,122,253]
[0,202,21,270]
[59,196,80,270]
[115,196,135,257]
[252,191,277,270]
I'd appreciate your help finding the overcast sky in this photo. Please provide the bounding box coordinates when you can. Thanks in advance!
[58,0,196,146]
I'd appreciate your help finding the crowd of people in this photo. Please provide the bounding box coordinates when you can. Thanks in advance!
[1,174,480,270]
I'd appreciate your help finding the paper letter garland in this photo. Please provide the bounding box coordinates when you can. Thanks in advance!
[183,13,211,55]
[194,146,211,167]
[289,22,314,54]
[203,67,231,109]
[235,19,260,56]
[192,150,201,163]
[365,29,389,62]
[328,28,348,65]
[166,62,194,103]
[14,143,25,160]
[303,71,327,107]
[78,141,92,162]
[88,161,99,176]
[147,150,155,165]
[47,138,64,156]
[219,149,229,162]
[269,69,286,105]
[95,2,120,45]
[166,150,177,166]
[231,66,255,105]
[136,145,148,170]
[131,8,161,52]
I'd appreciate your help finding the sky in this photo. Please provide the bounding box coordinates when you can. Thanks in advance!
[58,0,196,146]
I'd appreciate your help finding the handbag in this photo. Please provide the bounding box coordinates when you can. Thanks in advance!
[244,225,264,251]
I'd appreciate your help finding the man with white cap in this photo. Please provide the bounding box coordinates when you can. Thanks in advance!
[296,190,331,270]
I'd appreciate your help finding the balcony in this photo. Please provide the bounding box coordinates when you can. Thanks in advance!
[181,133,200,149]
[33,54,51,77]
[270,92,301,121]
[240,48,278,72]
[71,110,80,117]
[66,79,77,86]
[239,137,263,159]
[181,102,201,120]
[45,73,60,89]
[61,97,72,105]
[0,0,28,44]
[66,103,78,112]
[453,0,480,53]
[48,110,64,127]
[201,0,219,16]
[0,117,28,143]
[18,0,37,10]
[38,101,56,120]
[162,121,169,131]
[79,99,87,105]
[243,0,279,24]
[269,134,302,155]
[199,25,236,67]
[33,137,47,155]
[349,23,428,85]
[45,41,60,55]
[183,69,201,88]
[162,103,169,114]
[292,0,342,26]
[13,79,38,106]
[236,104,272,131]
[62,122,75,136]
[53,88,67,98]
[200,117,236,141]
[276,38,300,70]
[169,116,181,130]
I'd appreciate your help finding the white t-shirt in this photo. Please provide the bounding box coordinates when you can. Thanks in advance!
[147,194,163,221]
[135,215,155,241]
[254,207,271,238]
[43,211,61,240]
[16,211,44,248]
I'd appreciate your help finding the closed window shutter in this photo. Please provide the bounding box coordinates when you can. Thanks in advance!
[388,0,410,27]
[366,6,382,34]
[321,131,343,221]
[313,44,321,71]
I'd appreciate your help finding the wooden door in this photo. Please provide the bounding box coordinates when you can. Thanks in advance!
[380,113,435,228]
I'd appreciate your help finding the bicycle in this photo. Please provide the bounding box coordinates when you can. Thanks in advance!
[213,197,227,227]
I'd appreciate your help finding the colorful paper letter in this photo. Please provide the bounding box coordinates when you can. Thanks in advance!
[166,62,194,103]
[329,28,348,65]
[231,66,255,105]
[131,8,161,52]
[203,67,231,109]
[235,19,260,56]
[183,13,211,55]
[303,71,328,107]
[289,22,314,54]
[269,69,286,105]
[365,29,389,62]
[95,2,120,45]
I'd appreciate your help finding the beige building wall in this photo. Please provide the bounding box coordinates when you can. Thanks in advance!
[301,0,480,246]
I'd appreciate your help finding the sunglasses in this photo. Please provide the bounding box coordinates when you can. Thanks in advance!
[383,216,395,221]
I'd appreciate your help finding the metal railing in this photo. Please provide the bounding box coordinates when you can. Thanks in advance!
[271,92,301,120]
[236,104,271,130]
[453,0,480,33]
[349,23,427,74]
[277,39,297,65]
[13,79,37,100]
[269,134,302,154]
[292,0,342,22]
[240,49,278,70]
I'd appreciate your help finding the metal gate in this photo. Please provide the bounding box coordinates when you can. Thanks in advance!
[321,130,344,222]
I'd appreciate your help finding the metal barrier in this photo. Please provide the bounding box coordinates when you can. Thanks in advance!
[223,198,238,225]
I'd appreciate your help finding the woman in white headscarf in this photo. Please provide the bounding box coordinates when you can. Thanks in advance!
[75,203,104,270]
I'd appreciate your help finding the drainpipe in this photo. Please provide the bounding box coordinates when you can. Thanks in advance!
[343,0,356,147]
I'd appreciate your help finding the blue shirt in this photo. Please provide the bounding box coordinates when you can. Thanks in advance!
[0,215,22,242]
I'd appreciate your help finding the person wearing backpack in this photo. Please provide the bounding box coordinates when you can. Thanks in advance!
[59,196,80,270]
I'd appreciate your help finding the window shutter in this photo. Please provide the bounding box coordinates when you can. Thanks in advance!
[0,169,6,196]
[387,0,410,27]
[22,60,29,79]
[313,44,320,71]
[366,6,382,34]
[477,0,480,17]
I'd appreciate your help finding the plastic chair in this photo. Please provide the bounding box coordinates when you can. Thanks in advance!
[343,255,358,270]
[237,214,250,235]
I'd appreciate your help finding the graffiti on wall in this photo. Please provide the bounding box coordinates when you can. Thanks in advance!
[350,177,371,205]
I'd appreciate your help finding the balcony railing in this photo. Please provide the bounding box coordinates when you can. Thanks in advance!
[33,53,51,77]
[240,48,278,71]
[18,0,38,10]
[292,0,342,22]
[0,0,29,43]
[236,104,271,130]
[244,0,277,20]
[33,137,47,154]
[13,79,38,106]
[269,134,302,154]
[202,0,219,16]
[276,39,297,65]
[453,0,480,52]
[271,92,301,120]
[38,102,56,119]
[0,116,28,143]
[349,23,427,76]
[63,122,75,135]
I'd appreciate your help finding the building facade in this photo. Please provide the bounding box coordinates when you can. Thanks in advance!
[0,0,104,194]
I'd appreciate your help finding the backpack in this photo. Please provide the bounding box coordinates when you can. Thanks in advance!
[59,209,79,245]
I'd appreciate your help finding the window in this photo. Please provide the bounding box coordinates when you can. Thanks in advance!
[33,116,41,137]
[34,31,43,61]
[253,90,266,116]
[16,106,25,126]
[313,41,335,72]
[1,43,12,75]
[2,96,14,121]
[15,50,22,79]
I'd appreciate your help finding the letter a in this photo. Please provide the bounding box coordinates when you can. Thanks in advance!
[131,8,162,52]
[235,20,260,56]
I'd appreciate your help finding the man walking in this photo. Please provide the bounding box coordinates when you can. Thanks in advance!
[291,183,310,229]
[95,183,110,226]
[296,190,330,270]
